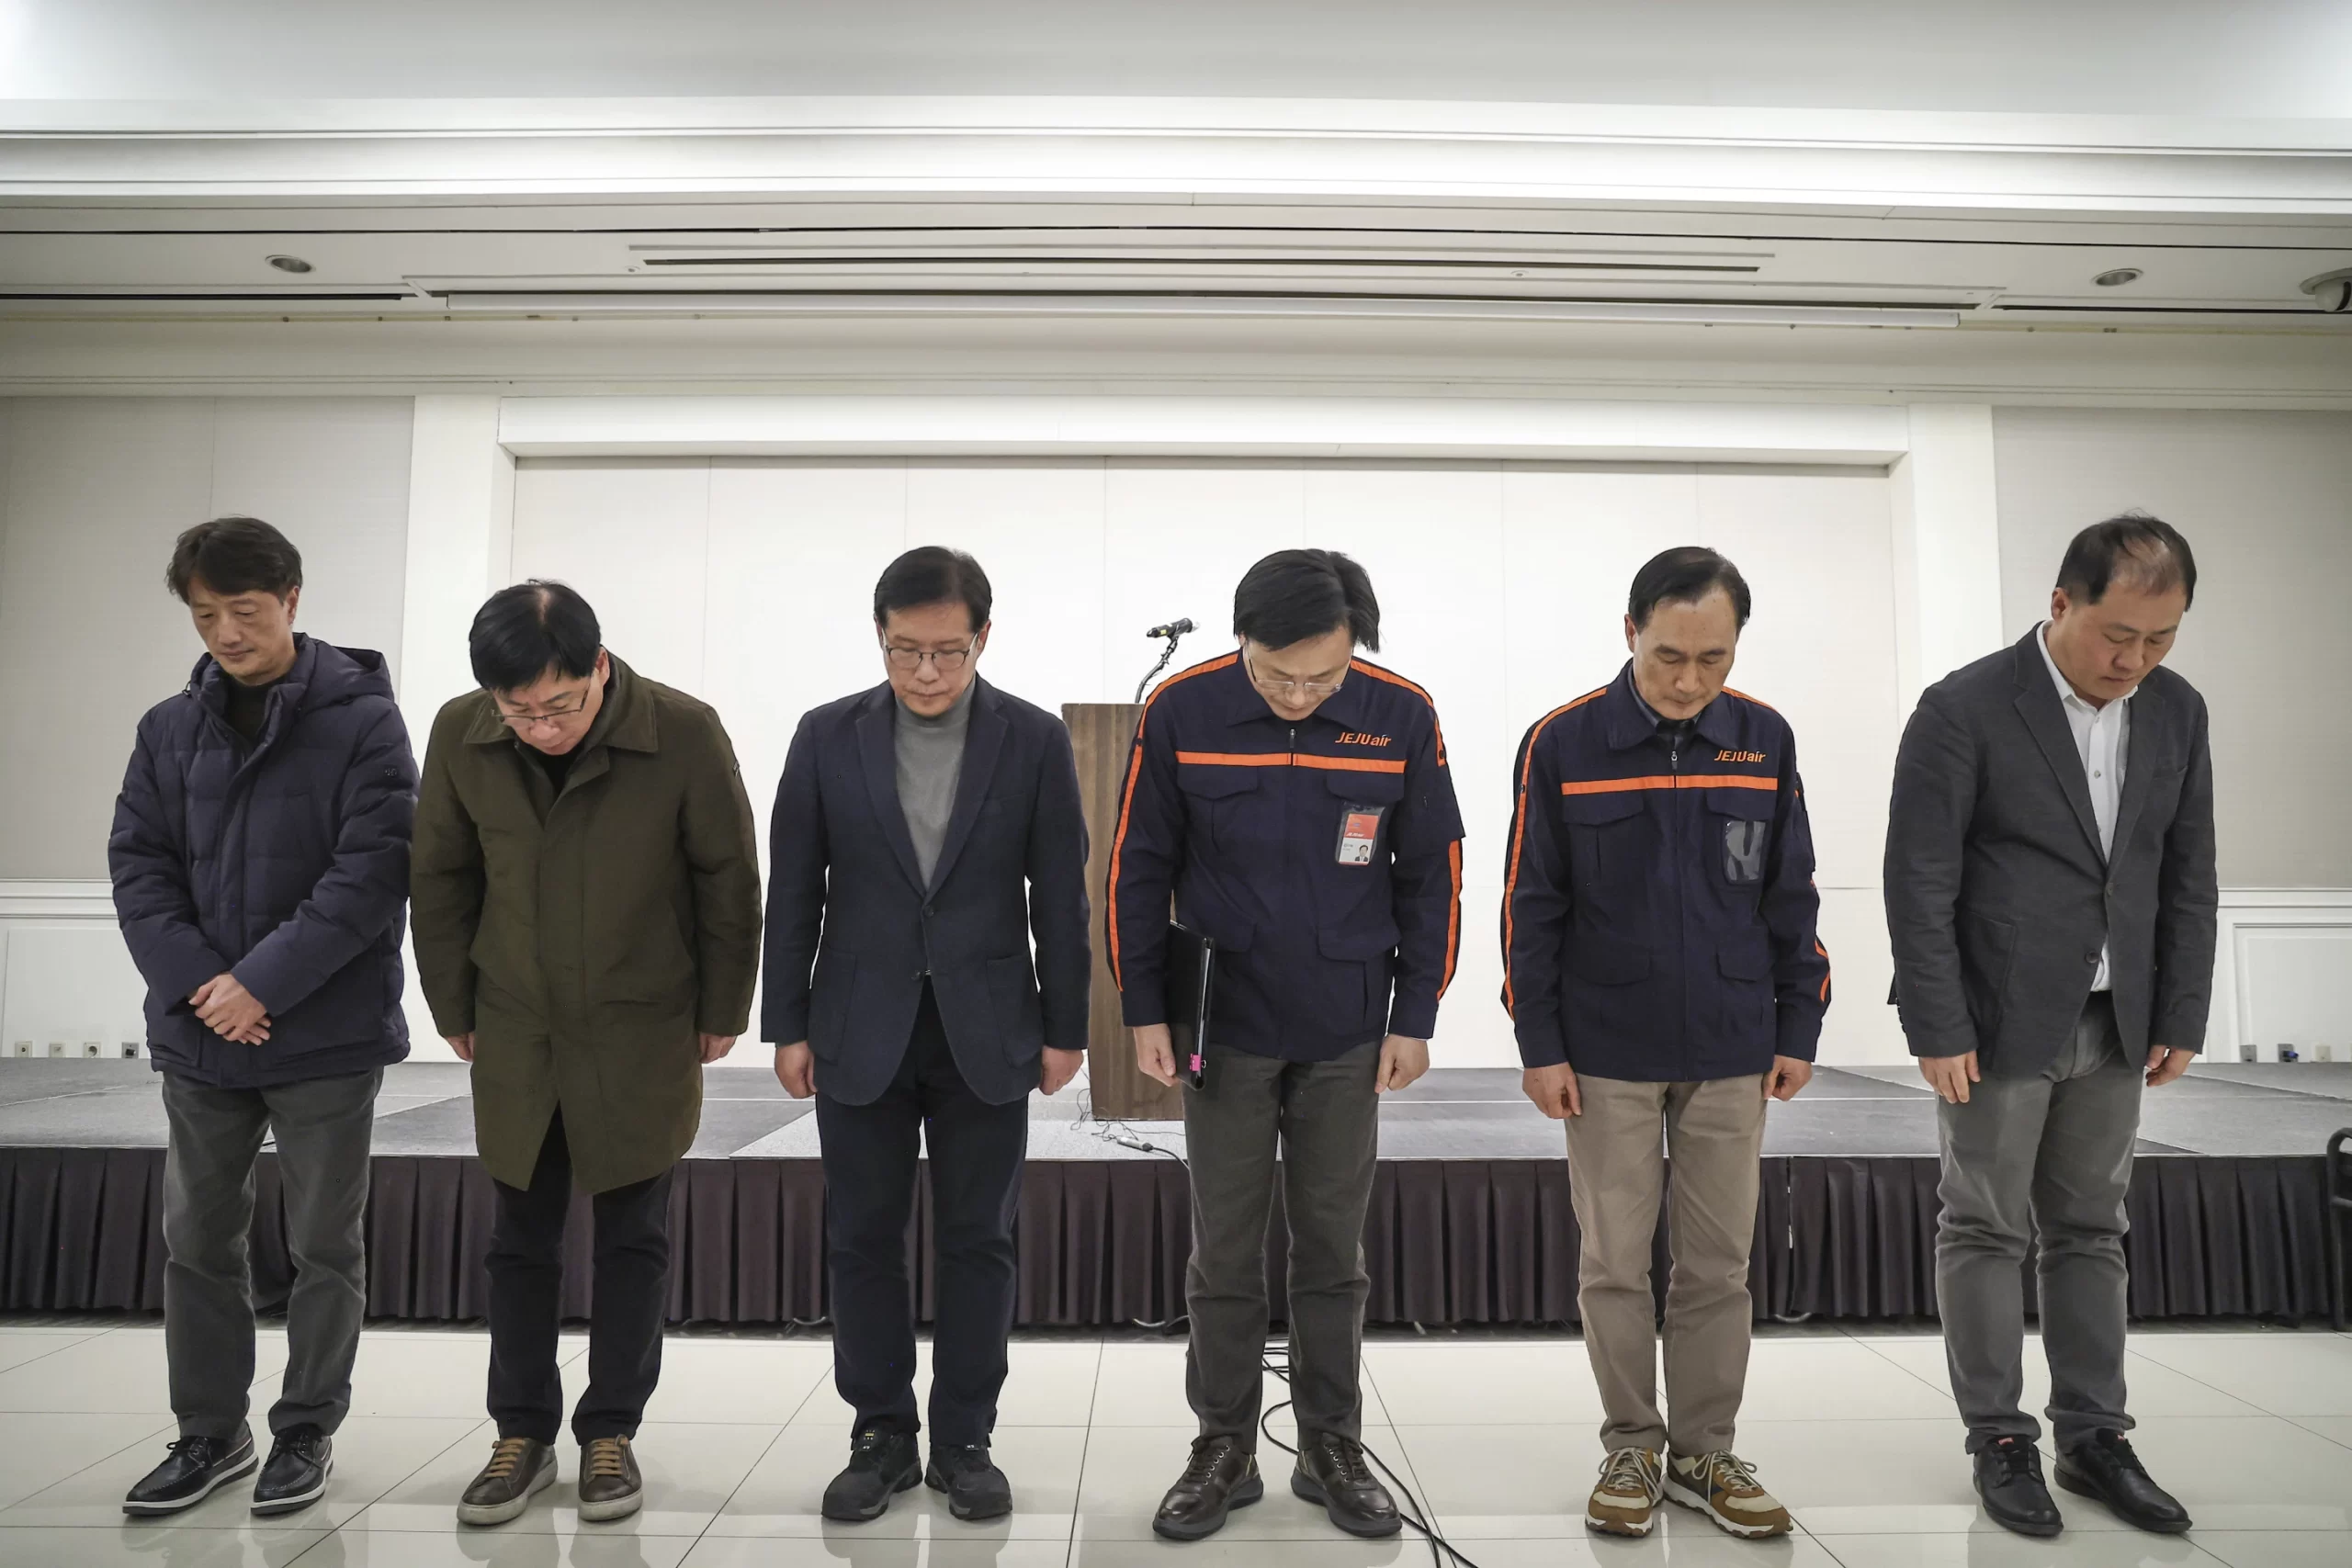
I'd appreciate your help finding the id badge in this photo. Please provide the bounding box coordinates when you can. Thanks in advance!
[1335,804,1385,866]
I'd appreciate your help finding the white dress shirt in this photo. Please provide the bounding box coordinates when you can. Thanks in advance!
[2036,623,2131,990]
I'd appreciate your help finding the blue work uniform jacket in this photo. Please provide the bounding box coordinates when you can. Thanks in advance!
[1502,663,1829,1081]
[1109,651,1466,1062]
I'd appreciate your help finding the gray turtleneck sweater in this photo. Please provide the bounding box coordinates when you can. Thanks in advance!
[895,680,976,887]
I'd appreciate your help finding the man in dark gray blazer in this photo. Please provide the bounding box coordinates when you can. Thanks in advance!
[763,547,1091,1527]
[1885,514,2214,1540]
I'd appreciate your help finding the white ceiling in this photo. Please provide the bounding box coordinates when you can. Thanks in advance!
[6,0,2351,119]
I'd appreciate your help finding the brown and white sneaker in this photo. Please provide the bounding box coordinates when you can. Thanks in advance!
[577,1436,644,1523]
[1665,1450,1792,1538]
[1585,1446,1664,1536]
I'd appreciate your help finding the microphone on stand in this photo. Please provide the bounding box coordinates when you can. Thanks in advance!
[1135,617,1195,703]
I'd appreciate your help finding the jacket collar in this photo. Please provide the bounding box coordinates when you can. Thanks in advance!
[2007,628,2109,863]
[1600,660,1741,752]
[854,675,1010,895]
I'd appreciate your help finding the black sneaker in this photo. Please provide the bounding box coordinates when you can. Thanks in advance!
[251,1427,333,1517]
[926,1442,1013,1521]
[1290,1432,1400,1539]
[123,1431,259,1517]
[822,1427,922,1523]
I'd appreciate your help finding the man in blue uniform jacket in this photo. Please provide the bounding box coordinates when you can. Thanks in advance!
[1111,548,1464,1543]
[763,547,1091,1527]
[1503,547,1828,1542]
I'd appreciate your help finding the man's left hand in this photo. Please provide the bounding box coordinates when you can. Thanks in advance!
[1040,1047,1086,1096]
[192,974,270,1045]
[2145,1043,2194,1088]
[1765,1056,1814,1101]
[698,1033,739,1064]
[1376,1034,1430,1094]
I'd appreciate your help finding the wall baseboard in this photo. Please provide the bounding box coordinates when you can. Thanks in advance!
[5,880,2344,1066]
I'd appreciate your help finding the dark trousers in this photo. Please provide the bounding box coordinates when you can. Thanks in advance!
[160,1067,381,1441]
[815,985,1030,1448]
[1936,992,2143,1453]
[485,1109,674,1445]
[1182,1038,1382,1451]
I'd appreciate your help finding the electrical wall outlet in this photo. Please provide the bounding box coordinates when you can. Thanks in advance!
[10,1040,28,1057]
[120,1042,140,1059]
[45,1041,63,1058]
[2280,1043,2301,1062]
[81,1042,100,1058]
[2320,1044,2336,1063]
[2244,1042,2258,1061]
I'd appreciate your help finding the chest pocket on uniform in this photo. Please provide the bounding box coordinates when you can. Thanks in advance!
[1320,768,1404,864]
[1177,762,1264,854]
[1559,789,1645,887]
[1707,787,1775,886]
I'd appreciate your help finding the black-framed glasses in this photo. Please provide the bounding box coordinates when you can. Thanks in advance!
[495,689,594,728]
[1243,651,1344,701]
[882,638,979,673]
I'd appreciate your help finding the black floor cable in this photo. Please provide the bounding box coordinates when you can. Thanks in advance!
[1076,1099,1482,1568]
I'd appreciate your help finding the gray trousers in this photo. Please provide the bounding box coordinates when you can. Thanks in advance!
[160,1067,381,1442]
[1935,993,2141,1454]
[1182,1039,1381,1451]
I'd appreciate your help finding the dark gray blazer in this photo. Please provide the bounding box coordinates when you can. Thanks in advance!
[1883,628,2217,1074]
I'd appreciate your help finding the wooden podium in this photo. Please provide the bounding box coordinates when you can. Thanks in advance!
[1062,702,1185,1121]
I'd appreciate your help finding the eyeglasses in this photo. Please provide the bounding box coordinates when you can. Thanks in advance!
[496,690,593,729]
[883,638,978,673]
[1244,653,1345,701]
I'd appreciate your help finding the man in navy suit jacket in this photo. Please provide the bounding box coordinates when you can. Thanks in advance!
[763,547,1091,1527]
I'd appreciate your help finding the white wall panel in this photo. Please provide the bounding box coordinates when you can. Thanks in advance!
[904,461,1107,710]
[1102,461,1306,702]
[509,458,711,695]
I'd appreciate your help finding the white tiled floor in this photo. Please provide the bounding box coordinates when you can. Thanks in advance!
[0,1321,2345,1567]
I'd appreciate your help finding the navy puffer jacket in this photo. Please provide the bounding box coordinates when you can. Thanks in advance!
[109,636,418,1088]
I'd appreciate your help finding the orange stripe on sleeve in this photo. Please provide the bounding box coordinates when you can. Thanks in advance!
[1500,687,1608,1018]
[1438,838,1464,999]
[1815,938,1831,1004]
[1105,652,1238,992]
[1559,773,1779,795]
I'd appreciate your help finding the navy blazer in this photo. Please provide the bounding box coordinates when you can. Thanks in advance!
[761,676,1092,1107]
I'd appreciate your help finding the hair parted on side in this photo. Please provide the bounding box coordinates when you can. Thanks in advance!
[166,516,303,604]
[468,580,602,693]
[874,546,993,634]
[2056,512,2198,612]
[1627,546,1752,631]
[1231,548,1381,653]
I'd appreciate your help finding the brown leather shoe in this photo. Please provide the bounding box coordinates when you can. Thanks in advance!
[1152,1435,1263,1541]
[456,1437,556,1527]
[578,1436,643,1523]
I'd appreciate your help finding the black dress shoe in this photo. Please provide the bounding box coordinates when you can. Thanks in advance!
[1290,1432,1401,1539]
[1153,1435,1263,1542]
[927,1442,1013,1521]
[823,1427,922,1523]
[251,1427,333,1517]
[1973,1436,2063,1538]
[2056,1430,2192,1534]
[123,1431,258,1516]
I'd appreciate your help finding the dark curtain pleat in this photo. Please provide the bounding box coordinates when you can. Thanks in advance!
[0,1148,2338,1325]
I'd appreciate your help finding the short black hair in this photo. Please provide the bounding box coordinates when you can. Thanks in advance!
[1232,548,1381,653]
[2057,512,2198,612]
[1628,546,1751,631]
[166,515,302,603]
[469,581,602,693]
[874,546,992,634]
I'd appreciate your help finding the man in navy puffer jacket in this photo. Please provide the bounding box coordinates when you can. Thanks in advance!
[107,516,417,1521]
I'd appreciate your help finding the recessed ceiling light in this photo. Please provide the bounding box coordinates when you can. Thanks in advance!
[2094,267,2143,288]
[266,254,313,275]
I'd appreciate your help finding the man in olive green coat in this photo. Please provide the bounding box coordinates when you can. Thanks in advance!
[412,581,761,1529]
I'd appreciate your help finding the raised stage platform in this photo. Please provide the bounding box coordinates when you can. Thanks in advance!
[0,1061,2345,1326]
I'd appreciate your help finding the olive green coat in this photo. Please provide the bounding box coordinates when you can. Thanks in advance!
[411,656,763,1191]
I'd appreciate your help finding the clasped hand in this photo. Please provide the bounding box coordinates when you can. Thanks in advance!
[190,974,269,1044]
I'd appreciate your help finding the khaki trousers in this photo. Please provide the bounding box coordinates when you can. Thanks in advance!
[1564,1073,1768,1456]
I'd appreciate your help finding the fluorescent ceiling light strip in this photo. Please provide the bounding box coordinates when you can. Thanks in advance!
[434,291,1962,328]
